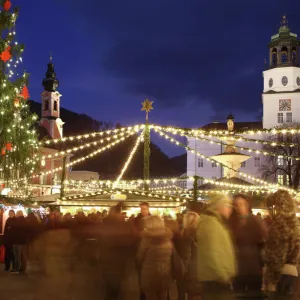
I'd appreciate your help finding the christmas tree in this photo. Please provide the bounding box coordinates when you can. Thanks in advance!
[0,0,39,187]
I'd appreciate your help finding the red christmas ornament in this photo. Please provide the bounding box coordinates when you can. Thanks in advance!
[3,0,11,11]
[0,46,11,62]
[21,85,30,100]
[1,148,5,156]
[1,183,5,188]
[5,143,12,151]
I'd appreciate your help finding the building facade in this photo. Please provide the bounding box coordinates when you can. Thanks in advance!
[186,16,300,188]
[31,59,67,191]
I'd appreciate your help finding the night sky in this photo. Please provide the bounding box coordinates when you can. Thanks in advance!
[13,0,300,155]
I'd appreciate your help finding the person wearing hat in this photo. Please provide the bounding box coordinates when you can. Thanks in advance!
[263,189,300,299]
[190,194,236,300]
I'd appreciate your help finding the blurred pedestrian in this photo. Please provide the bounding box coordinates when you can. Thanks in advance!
[229,194,266,297]
[13,210,29,273]
[3,209,16,272]
[134,202,151,233]
[263,190,300,300]
[101,202,137,300]
[137,215,177,300]
[192,194,236,300]
[174,212,200,300]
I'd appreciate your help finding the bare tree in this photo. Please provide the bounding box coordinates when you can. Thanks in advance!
[260,122,300,190]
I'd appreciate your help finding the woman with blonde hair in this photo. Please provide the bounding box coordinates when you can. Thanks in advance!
[264,189,300,299]
[137,215,177,300]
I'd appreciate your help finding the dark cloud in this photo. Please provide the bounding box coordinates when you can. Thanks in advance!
[14,0,300,126]
[81,0,300,113]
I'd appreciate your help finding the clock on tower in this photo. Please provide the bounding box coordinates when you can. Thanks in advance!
[279,99,291,111]
[262,16,300,128]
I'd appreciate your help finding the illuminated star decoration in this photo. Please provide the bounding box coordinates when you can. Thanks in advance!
[141,99,154,113]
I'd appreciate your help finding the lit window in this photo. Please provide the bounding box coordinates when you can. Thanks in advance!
[277,174,284,185]
[278,113,283,123]
[212,161,217,168]
[198,158,204,168]
[241,161,246,167]
[254,157,261,167]
[286,175,290,186]
[277,156,284,166]
[286,112,292,123]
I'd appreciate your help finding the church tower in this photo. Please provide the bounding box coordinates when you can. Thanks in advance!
[262,16,300,128]
[40,57,64,139]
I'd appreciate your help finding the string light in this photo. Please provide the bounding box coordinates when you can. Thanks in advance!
[29,129,138,164]
[63,175,275,193]
[41,124,145,146]
[26,131,135,180]
[57,188,190,204]
[155,124,300,136]
[114,132,143,186]
[157,125,299,148]
[152,127,295,193]
[160,127,300,161]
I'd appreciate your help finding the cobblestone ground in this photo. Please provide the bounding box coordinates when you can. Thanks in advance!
[0,261,105,300]
[0,270,37,300]
[0,260,140,300]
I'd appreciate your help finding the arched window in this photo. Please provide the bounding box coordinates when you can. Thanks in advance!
[292,47,297,65]
[281,46,288,64]
[272,48,277,67]
[54,101,58,111]
[44,100,49,111]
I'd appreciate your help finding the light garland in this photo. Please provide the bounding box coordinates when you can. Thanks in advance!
[30,131,136,179]
[62,174,274,194]
[154,124,300,138]
[213,134,298,148]
[41,124,145,146]
[114,132,143,186]
[153,127,295,193]
[30,129,138,164]
[200,177,269,191]
[57,188,191,204]
[158,125,300,149]
[161,127,300,161]
[64,177,187,188]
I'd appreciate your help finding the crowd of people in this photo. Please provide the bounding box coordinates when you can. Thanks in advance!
[1,189,300,300]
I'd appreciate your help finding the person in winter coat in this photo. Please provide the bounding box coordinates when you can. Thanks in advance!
[229,193,266,296]
[13,210,29,273]
[264,189,300,299]
[134,201,151,234]
[192,194,237,300]
[174,212,200,300]
[137,215,177,300]
[100,203,138,300]
[3,209,16,271]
